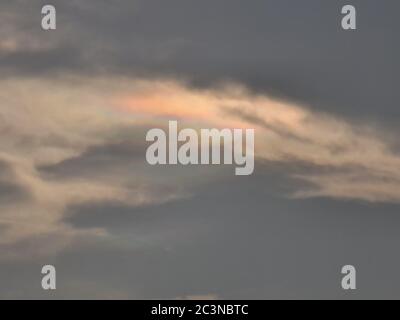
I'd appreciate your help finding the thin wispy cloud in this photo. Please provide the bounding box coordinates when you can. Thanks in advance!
[1,76,400,259]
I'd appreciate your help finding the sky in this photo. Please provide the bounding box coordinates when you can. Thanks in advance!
[1,0,400,299]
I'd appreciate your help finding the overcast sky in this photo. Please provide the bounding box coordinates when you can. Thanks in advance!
[1,0,400,299]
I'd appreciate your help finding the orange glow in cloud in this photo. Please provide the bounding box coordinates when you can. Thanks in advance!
[113,82,215,120]
[112,80,308,133]
[116,94,215,120]
[112,81,264,129]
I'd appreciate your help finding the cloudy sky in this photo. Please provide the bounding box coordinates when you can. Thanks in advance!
[1,0,400,299]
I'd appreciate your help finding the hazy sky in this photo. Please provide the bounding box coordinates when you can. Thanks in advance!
[1,0,400,299]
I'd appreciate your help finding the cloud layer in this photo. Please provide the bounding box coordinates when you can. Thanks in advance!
[1,0,400,299]
[1,76,400,256]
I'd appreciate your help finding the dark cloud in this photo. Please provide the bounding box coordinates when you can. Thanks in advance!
[223,106,315,144]
[38,140,148,179]
[0,181,29,203]
[2,0,400,124]
[0,160,12,178]
[0,46,83,76]
[0,160,30,203]
[2,163,400,299]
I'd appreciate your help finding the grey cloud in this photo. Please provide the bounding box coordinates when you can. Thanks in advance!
[0,160,13,180]
[2,0,400,124]
[3,164,400,299]
[0,46,83,76]
[223,106,314,144]
[0,181,29,203]
[0,159,30,203]
[38,140,148,180]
